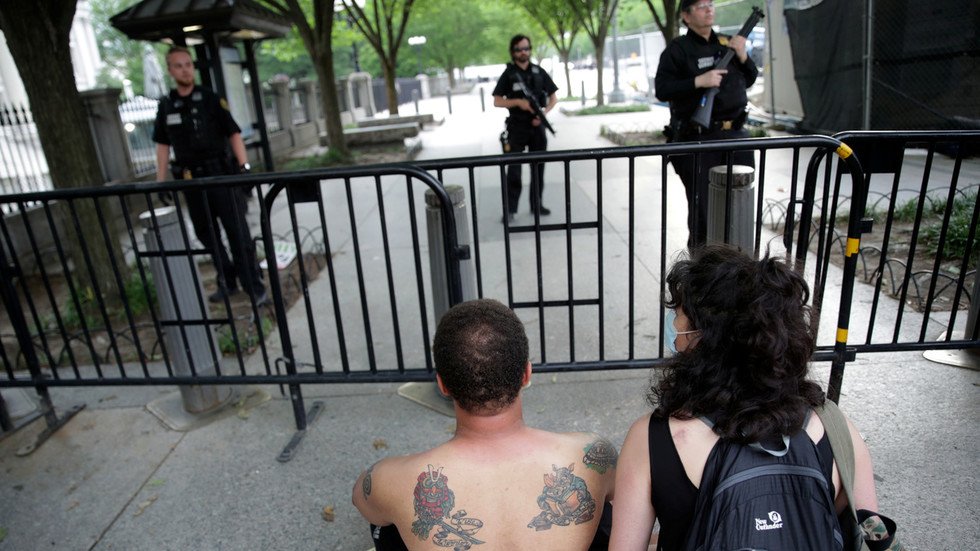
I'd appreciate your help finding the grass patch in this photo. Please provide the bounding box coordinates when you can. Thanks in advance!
[920,191,979,263]
[559,96,583,102]
[567,104,650,116]
[218,315,275,354]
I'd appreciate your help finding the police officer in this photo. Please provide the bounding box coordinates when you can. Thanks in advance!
[655,0,758,248]
[492,34,558,222]
[153,46,266,304]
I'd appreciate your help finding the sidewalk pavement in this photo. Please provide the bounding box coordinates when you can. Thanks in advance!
[1,90,978,550]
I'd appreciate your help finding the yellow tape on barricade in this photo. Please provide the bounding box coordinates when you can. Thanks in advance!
[836,143,853,159]
[845,238,860,257]
[836,328,848,344]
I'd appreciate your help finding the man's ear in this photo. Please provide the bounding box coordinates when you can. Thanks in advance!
[522,361,532,389]
[435,373,451,397]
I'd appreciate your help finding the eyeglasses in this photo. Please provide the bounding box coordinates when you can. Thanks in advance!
[690,2,714,11]
[512,46,531,52]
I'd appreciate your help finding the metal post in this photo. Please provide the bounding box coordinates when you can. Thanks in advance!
[480,87,485,112]
[446,88,453,115]
[707,165,756,254]
[425,185,476,321]
[581,81,586,107]
[923,265,980,369]
[608,13,626,103]
[862,0,874,129]
[412,89,420,115]
[140,206,232,414]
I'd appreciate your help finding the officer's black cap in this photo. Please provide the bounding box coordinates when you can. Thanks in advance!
[680,0,700,10]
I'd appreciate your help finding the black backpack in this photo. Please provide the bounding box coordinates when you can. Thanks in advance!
[683,415,843,551]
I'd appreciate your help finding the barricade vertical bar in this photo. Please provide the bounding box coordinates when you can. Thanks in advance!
[628,157,635,359]
[501,165,516,309]
[309,179,350,374]
[378,176,406,371]
[344,178,378,370]
[865,168,905,345]
[753,151,768,256]
[658,156,668,357]
[465,167,485,298]
[284,183,323,374]
[918,154,963,341]
[597,160,605,360]
[533,160,546,363]
[783,148,802,255]
[563,161,575,362]
[827,141,867,402]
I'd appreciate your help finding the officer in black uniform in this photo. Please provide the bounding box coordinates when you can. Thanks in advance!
[153,46,265,304]
[655,0,758,248]
[492,34,559,222]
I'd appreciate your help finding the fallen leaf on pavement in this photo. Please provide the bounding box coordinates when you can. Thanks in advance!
[133,495,158,517]
[372,438,388,450]
[322,506,335,522]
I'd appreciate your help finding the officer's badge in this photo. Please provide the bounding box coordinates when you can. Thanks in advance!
[220,98,230,111]
[719,36,730,46]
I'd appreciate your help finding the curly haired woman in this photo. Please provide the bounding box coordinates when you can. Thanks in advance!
[610,245,880,550]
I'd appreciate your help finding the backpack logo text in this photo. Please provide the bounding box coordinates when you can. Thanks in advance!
[754,511,784,531]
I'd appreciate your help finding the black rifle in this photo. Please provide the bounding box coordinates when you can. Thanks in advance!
[511,66,556,135]
[691,6,765,129]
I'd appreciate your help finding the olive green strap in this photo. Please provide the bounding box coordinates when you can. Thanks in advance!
[816,400,868,551]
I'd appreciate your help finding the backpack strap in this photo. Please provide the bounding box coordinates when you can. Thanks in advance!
[816,400,869,551]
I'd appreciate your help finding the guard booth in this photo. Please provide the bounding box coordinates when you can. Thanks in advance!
[109,0,292,172]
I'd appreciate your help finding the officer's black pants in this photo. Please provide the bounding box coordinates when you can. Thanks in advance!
[504,123,548,214]
[670,127,754,249]
[183,187,264,296]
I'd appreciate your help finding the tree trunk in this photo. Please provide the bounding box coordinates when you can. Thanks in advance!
[0,1,125,303]
[594,43,606,106]
[313,49,350,159]
[382,61,400,116]
[561,51,573,98]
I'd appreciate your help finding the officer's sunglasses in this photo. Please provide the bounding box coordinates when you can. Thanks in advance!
[512,46,531,53]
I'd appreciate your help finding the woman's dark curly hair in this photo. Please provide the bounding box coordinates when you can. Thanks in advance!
[649,244,825,444]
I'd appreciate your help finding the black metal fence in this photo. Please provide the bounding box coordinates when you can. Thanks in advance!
[1,132,977,453]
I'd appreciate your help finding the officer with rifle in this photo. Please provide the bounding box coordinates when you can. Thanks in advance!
[655,1,761,248]
[493,34,558,223]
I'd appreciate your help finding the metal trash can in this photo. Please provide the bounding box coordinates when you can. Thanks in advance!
[707,165,756,254]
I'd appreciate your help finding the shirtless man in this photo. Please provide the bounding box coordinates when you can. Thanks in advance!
[353,299,617,550]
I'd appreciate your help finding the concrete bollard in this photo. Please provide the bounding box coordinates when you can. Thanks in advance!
[707,165,755,254]
[425,185,477,322]
[480,87,485,112]
[412,89,420,115]
[140,206,232,414]
[581,82,586,107]
[446,89,453,115]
